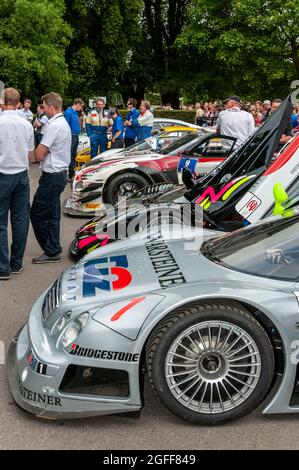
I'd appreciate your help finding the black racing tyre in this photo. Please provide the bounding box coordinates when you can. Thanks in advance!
[146,302,274,425]
[106,173,149,205]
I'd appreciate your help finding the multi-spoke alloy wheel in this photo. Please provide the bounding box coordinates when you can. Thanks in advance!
[106,172,149,205]
[147,303,274,425]
[114,181,142,199]
[166,321,261,414]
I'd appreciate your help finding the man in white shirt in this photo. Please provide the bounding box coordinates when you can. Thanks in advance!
[18,99,33,123]
[0,88,34,280]
[216,95,255,148]
[31,92,71,264]
[33,103,49,148]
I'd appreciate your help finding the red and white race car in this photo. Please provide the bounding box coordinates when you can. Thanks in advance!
[64,131,236,216]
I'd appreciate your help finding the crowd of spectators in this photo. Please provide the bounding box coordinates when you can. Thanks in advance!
[3,94,299,158]
[178,98,299,129]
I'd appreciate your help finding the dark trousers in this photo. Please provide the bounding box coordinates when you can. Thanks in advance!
[69,134,79,178]
[124,137,136,148]
[31,172,67,257]
[90,133,108,158]
[35,133,43,148]
[0,171,30,274]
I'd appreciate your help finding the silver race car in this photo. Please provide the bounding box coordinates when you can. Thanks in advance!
[8,213,299,425]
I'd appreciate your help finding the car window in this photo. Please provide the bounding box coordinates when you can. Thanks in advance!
[125,139,152,153]
[158,137,178,148]
[201,215,299,281]
[161,122,175,127]
[160,132,204,155]
[188,136,235,158]
[152,123,162,133]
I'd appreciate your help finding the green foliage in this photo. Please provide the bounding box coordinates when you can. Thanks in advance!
[0,0,71,101]
[118,109,196,124]
[143,0,192,107]
[177,0,299,100]
[64,0,144,101]
[1,0,298,107]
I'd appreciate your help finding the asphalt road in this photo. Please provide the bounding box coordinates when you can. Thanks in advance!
[1,163,299,450]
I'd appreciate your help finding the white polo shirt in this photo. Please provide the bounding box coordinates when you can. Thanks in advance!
[216,107,255,148]
[40,113,71,173]
[18,108,33,122]
[0,110,34,175]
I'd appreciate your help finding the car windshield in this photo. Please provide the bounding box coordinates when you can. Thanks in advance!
[124,137,156,153]
[124,131,193,154]
[160,131,204,155]
[201,215,299,281]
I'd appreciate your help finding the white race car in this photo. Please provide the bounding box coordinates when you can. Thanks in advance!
[64,131,236,216]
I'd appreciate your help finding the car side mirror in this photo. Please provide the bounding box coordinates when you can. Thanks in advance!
[273,182,292,217]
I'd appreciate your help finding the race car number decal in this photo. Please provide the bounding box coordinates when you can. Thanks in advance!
[83,255,132,297]
[27,350,47,375]
[177,157,198,174]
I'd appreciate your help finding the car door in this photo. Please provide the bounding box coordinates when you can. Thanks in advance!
[157,133,205,183]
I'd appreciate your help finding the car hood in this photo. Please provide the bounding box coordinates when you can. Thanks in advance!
[76,151,162,179]
[61,228,220,306]
[87,149,159,167]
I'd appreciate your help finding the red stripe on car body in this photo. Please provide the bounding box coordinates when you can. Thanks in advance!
[110,297,146,322]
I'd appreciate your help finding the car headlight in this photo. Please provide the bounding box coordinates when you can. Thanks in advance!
[60,313,89,348]
[75,181,84,193]
[51,312,71,336]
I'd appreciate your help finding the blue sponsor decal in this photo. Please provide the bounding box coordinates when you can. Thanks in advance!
[177,157,198,174]
[83,255,132,297]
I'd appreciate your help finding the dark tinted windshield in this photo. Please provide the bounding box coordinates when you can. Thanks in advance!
[202,215,299,281]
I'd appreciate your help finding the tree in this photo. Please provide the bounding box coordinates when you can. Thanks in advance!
[177,0,299,101]
[0,0,72,102]
[64,0,144,104]
[143,0,191,107]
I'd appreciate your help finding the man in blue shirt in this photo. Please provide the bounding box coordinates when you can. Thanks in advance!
[124,98,139,147]
[111,109,124,148]
[291,112,299,128]
[64,98,84,179]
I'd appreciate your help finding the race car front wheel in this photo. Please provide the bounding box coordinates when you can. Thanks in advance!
[106,173,149,205]
[146,302,274,425]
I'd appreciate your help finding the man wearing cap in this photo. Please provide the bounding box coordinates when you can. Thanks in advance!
[216,95,255,148]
